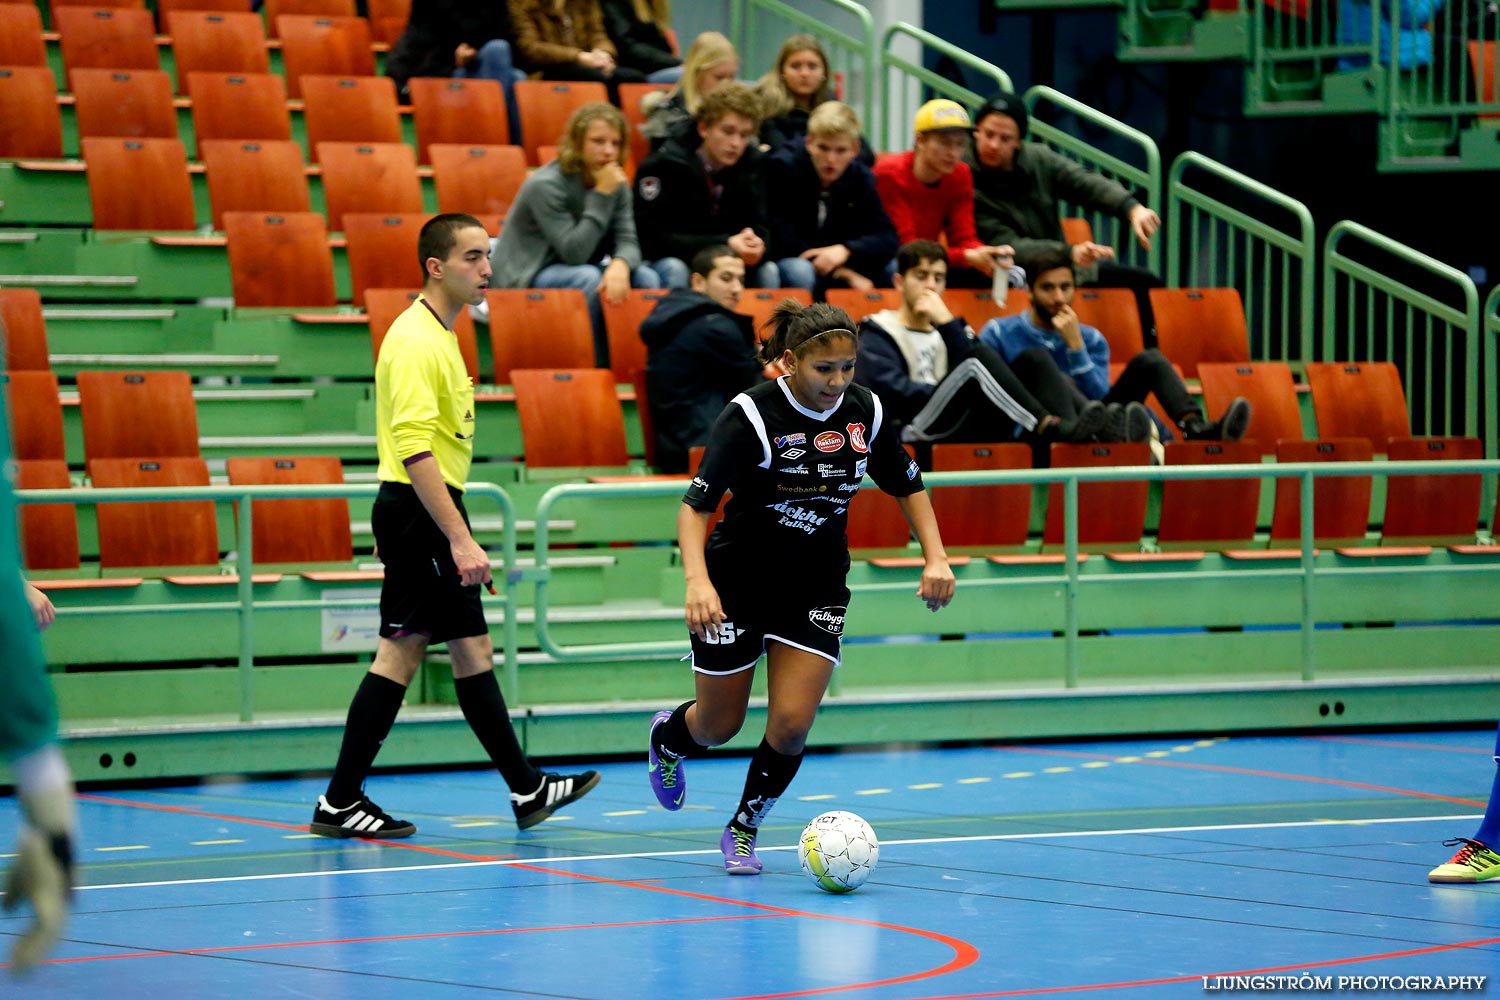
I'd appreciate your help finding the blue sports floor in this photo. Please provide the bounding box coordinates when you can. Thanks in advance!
[2,731,1497,998]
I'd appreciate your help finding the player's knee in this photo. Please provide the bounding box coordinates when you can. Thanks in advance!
[694,706,747,746]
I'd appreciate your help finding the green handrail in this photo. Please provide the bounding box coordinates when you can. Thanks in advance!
[877,22,1014,152]
[1024,85,1164,275]
[1322,220,1481,443]
[729,0,876,129]
[1486,284,1500,461]
[1166,151,1317,363]
[528,460,1500,686]
[16,481,520,719]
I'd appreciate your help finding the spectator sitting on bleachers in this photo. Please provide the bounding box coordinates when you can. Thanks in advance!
[639,30,739,152]
[1337,0,1442,69]
[979,247,1251,447]
[874,99,1022,289]
[854,240,1109,449]
[490,102,661,366]
[966,92,1164,335]
[600,0,681,83]
[633,81,776,289]
[507,0,646,104]
[765,101,896,296]
[641,244,764,473]
[754,32,875,165]
[384,0,524,128]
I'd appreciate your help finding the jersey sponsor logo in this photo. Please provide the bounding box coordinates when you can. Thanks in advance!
[855,458,868,478]
[774,433,807,448]
[836,482,860,492]
[691,476,710,490]
[768,500,828,533]
[777,483,821,494]
[783,463,809,474]
[808,606,846,635]
[906,458,920,480]
[846,422,868,453]
[700,619,746,645]
[780,447,806,459]
[817,463,844,478]
[638,176,661,201]
[814,431,845,453]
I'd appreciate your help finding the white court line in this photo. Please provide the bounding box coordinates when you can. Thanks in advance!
[78,813,1480,893]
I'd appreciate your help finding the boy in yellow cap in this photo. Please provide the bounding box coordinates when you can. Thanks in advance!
[873,98,1017,287]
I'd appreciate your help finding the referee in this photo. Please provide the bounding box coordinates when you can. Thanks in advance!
[310,214,598,838]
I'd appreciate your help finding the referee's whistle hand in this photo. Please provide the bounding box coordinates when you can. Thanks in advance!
[452,538,493,587]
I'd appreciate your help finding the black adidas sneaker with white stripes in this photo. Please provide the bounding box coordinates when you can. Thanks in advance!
[510,770,601,830]
[309,794,417,839]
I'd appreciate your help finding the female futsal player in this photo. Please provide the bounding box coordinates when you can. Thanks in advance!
[646,300,956,873]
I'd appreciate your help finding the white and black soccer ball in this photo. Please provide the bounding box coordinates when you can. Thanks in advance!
[798,810,879,893]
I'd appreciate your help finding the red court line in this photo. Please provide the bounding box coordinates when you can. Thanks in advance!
[994,747,1487,807]
[906,934,1500,998]
[75,794,983,998]
[75,793,509,861]
[1313,734,1496,755]
[19,914,781,967]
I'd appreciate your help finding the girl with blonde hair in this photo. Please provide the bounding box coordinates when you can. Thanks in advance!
[641,30,740,150]
[756,33,832,149]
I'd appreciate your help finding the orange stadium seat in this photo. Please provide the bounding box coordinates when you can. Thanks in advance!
[76,369,199,461]
[0,4,48,67]
[15,459,79,572]
[408,76,510,159]
[169,12,269,95]
[2,370,66,461]
[54,7,158,88]
[1149,287,1250,377]
[225,455,354,565]
[1267,438,1374,547]
[264,0,355,35]
[51,0,144,8]
[825,287,897,321]
[847,474,914,552]
[81,137,197,231]
[187,72,292,152]
[0,66,62,158]
[1469,41,1499,122]
[484,289,596,382]
[1155,440,1262,549]
[0,289,50,370]
[365,288,480,381]
[316,143,422,231]
[1059,217,1094,245]
[1072,287,1144,361]
[618,80,672,167]
[944,288,1029,327]
[276,16,374,98]
[201,139,311,229]
[514,79,608,164]
[1043,442,1152,552]
[1196,362,1303,458]
[71,68,178,140]
[601,289,667,383]
[88,456,220,569]
[158,0,251,23]
[302,76,403,158]
[223,210,337,307]
[737,288,812,339]
[512,368,630,468]
[1302,361,1410,451]
[928,442,1032,551]
[429,143,528,217]
[365,0,410,43]
[1380,436,1484,545]
[342,213,424,308]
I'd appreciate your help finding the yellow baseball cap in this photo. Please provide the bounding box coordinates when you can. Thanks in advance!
[913,99,973,134]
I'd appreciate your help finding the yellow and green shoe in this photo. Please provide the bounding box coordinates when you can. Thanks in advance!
[1428,837,1500,883]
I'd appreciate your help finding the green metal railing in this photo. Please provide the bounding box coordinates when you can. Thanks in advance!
[526,462,1500,689]
[16,481,521,720]
[1165,151,1317,362]
[729,0,876,129]
[1024,86,1164,275]
[877,22,1014,151]
[1378,11,1500,170]
[1486,284,1500,462]
[1322,220,1481,442]
[1246,0,1382,115]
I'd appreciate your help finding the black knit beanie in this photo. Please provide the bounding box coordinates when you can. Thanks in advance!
[975,92,1029,139]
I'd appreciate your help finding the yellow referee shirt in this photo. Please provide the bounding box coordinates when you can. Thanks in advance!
[375,297,475,491]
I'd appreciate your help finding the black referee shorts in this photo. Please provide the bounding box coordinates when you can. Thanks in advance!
[371,480,488,644]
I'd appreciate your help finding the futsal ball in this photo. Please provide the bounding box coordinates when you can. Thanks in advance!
[798,810,879,893]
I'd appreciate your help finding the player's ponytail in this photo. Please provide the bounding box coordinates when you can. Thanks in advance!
[758,301,858,365]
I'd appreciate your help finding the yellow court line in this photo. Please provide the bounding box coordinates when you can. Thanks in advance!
[604,810,648,817]
[1003,772,1033,779]
[95,845,149,852]
[908,783,942,790]
[452,821,500,828]
[958,777,991,784]
[1042,767,1072,774]
[855,788,891,796]
[190,839,245,846]
[797,794,835,801]
[1082,761,1110,769]
[282,834,320,840]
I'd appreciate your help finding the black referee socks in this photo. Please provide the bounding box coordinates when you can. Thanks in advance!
[326,672,408,806]
[455,670,541,793]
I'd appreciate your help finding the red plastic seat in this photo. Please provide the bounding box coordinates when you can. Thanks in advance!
[408,76,509,159]
[1267,438,1374,547]
[1156,440,1262,549]
[200,138,312,229]
[1149,287,1250,377]
[513,79,608,165]
[512,369,630,468]
[88,456,219,569]
[429,143,528,217]
[225,455,353,564]
[71,68,178,140]
[276,16,374,98]
[1196,362,1303,458]
[0,288,50,370]
[2,370,66,461]
[223,210,337,307]
[76,369,199,461]
[1303,361,1410,451]
[15,459,79,571]
[1380,437,1484,545]
[82,136,196,231]
[928,442,1032,550]
[0,66,63,158]
[601,289,668,383]
[1042,442,1152,551]
[484,289,596,382]
[316,142,422,231]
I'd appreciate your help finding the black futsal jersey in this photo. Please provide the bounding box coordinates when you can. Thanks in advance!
[684,377,923,589]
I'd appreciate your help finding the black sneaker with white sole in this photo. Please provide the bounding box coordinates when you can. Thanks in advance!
[511,770,601,830]
[309,794,416,839]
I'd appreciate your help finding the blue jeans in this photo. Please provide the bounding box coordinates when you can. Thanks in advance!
[776,256,817,294]
[534,261,664,367]
[455,39,525,147]
[646,65,684,84]
[651,257,781,290]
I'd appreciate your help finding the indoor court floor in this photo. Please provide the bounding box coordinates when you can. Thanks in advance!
[1,729,1496,997]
